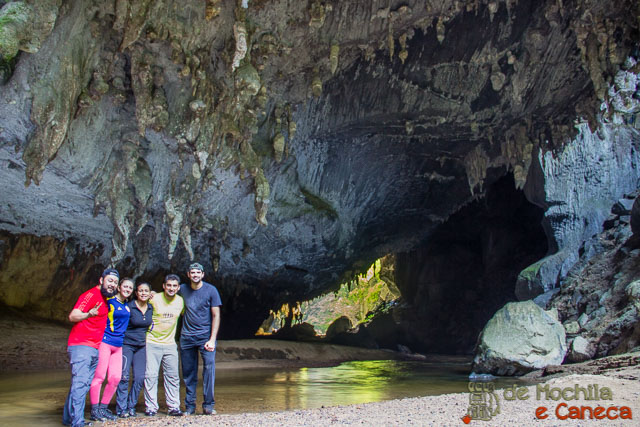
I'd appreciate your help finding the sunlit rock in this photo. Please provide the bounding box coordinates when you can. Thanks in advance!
[329,43,339,74]
[232,22,247,72]
[473,301,567,375]
[568,336,595,363]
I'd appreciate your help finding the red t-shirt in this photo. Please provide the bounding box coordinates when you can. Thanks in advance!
[67,286,109,348]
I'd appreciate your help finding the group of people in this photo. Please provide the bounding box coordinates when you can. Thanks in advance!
[62,262,222,427]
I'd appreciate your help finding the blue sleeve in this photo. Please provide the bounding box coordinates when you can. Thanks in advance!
[210,286,222,307]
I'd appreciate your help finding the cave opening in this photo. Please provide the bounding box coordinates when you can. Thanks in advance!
[393,172,549,354]
[254,173,548,355]
[257,257,400,339]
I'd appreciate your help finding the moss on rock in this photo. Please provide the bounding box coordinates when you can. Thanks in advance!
[0,0,60,60]
[0,2,32,59]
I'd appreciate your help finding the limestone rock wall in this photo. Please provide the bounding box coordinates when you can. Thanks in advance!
[0,0,639,339]
[519,123,640,298]
[0,231,104,321]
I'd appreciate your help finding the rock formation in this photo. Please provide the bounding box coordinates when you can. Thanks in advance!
[472,300,567,375]
[1,0,640,348]
[325,316,353,340]
[551,196,640,361]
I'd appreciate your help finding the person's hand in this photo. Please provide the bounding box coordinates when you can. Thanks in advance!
[204,340,216,352]
[88,302,102,318]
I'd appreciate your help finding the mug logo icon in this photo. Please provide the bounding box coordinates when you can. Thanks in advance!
[465,381,500,422]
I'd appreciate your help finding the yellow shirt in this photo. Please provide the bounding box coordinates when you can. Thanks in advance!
[147,293,184,345]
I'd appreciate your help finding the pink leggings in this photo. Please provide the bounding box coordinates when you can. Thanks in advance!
[90,342,123,404]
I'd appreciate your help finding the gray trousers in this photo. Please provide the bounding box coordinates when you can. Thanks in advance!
[144,342,180,412]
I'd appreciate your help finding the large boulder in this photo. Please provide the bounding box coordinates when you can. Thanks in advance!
[273,322,318,341]
[567,336,595,363]
[325,316,352,340]
[363,312,401,350]
[472,301,567,375]
[328,325,378,349]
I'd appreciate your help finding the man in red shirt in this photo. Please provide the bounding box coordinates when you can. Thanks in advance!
[62,268,119,427]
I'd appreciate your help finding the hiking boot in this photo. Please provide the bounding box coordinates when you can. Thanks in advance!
[90,406,106,421]
[100,405,117,421]
[203,407,217,415]
[168,408,184,417]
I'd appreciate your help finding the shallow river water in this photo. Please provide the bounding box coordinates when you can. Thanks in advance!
[0,359,519,426]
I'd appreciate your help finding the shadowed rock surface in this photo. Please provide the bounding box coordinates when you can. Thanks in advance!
[1,0,640,350]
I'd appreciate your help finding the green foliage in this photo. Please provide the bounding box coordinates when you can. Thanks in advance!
[519,259,544,281]
[301,256,399,334]
[0,1,31,59]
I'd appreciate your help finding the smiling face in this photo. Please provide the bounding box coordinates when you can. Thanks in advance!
[163,279,180,298]
[187,268,204,284]
[119,279,134,299]
[100,274,119,298]
[136,283,151,302]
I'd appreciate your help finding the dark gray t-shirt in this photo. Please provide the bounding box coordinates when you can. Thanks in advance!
[179,281,222,346]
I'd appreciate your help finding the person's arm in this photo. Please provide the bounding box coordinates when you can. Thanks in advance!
[204,306,221,351]
[68,302,102,323]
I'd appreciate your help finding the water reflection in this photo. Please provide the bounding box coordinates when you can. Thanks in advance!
[295,360,471,408]
[0,359,475,426]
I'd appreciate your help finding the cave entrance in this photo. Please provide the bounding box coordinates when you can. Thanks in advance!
[256,174,547,355]
[256,256,400,340]
[394,173,549,354]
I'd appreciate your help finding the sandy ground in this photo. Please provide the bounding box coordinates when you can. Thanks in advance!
[101,355,640,427]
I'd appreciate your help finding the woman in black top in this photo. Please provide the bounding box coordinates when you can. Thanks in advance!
[115,282,153,418]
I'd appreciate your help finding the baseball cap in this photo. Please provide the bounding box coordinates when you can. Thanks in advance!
[189,262,204,271]
[101,268,120,279]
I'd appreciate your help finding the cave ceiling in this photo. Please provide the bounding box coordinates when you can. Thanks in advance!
[0,0,638,300]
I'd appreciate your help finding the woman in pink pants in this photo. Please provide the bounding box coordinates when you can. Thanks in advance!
[89,278,133,421]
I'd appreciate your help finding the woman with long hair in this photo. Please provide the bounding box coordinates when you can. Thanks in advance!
[115,281,154,417]
[88,278,133,421]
